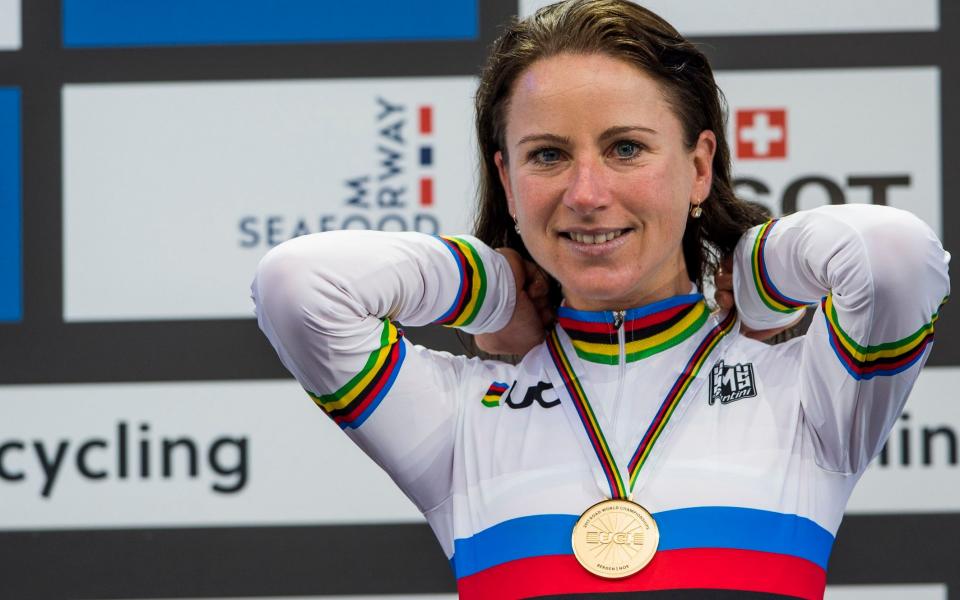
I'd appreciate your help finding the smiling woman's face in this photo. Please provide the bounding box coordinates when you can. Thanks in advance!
[495,52,716,311]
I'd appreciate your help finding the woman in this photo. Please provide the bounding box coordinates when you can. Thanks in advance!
[252,1,949,598]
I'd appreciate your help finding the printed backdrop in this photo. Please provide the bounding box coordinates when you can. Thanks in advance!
[1,1,959,598]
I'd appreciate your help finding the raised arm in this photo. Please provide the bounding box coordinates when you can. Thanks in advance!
[251,230,516,510]
[732,204,950,474]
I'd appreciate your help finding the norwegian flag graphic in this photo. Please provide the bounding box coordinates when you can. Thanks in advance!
[419,105,434,206]
[736,108,787,160]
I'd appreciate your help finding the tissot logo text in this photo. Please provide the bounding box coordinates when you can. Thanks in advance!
[733,173,911,215]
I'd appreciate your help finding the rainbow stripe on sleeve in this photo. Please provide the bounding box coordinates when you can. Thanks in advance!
[306,319,406,429]
[751,220,811,313]
[823,294,947,380]
[434,236,487,328]
[482,381,510,407]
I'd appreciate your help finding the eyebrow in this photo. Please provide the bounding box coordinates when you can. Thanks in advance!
[514,126,658,149]
[599,125,658,140]
[515,133,571,148]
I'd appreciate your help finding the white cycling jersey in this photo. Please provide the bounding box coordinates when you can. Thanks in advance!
[252,204,949,600]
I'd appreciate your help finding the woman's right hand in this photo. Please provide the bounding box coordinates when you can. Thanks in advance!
[475,248,554,356]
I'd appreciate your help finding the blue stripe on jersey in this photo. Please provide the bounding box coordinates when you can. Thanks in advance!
[558,293,702,323]
[63,0,478,48]
[656,506,834,570]
[450,514,577,579]
[449,507,834,579]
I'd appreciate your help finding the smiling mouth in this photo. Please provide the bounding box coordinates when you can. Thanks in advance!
[561,229,631,245]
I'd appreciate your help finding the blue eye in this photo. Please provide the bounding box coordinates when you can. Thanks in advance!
[534,148,562,164]
[614,141,640,158]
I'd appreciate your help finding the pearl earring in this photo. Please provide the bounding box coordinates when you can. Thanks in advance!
[690,203,703,219]
[513,215,521,234]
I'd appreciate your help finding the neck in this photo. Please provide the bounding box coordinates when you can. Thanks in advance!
[562,269,693,312]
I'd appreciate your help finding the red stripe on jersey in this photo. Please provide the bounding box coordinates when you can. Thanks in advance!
[457,548,825,600]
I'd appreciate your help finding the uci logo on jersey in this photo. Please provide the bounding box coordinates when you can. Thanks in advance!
[709,360,757,405]
[505,380,560,409]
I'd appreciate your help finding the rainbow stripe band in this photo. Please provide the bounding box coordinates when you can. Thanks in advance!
[482,381,510,407]
[546,310,737,499]
[823,294,947,380]
[307,319,406,429]
[547,329,626,498]
[451,507,834,579]
[751,220,810,313]
[435,236,487,328]
[627,310,737,486]
[557,294,708,365]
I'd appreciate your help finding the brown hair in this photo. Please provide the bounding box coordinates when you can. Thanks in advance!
[473,0,767,302]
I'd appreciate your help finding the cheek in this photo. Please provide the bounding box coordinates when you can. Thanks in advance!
[514,177,559,224]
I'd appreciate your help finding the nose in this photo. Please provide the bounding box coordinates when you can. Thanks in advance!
[562,157,611,215]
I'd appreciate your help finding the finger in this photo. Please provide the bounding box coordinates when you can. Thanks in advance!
[522,261,548,295]
[715,272,733,293]
[715,290,734,311]
[474,332,497,354]
[539,306,555,326]
[531,288,552,308]
[720,255,733,273]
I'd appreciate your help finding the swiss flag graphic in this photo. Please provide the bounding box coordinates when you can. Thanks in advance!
[736,108,787,159]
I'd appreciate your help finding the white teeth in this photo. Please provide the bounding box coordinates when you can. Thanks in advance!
[570,230,624,244]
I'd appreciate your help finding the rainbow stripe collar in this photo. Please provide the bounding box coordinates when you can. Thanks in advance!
[556,293,709,365]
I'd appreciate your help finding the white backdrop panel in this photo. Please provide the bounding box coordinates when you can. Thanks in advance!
[848,366,960,513]
[1,367,957,531]
[0,0,20,50]
[63,77,478,322]
[521,0,940,35]
[0,379,422,529]
[720,67,940,232]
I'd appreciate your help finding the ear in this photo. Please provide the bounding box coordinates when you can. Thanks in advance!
[494,151,517,217]
[691,130,716,203]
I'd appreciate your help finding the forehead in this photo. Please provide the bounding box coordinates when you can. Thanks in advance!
[504,53,678,142]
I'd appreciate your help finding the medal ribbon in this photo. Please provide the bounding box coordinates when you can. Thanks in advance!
[546,309,737,500]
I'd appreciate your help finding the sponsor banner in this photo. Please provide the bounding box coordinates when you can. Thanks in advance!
[719,67,940,233]
[0,87,21,322]
[848,367,960,513]
[62,0,477,48]
[2,367,956,531]
[0,380,422,530]
[0,0,19,50]
[62,77,477,321]
[520,0,939,35]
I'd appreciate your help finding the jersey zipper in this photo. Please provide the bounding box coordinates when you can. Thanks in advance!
[612,309,627,483]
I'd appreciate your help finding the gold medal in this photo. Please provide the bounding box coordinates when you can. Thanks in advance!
[546,315,735,578]
[571,498,659,578]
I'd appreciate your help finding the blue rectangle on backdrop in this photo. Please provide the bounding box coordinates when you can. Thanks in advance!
[63,0,478,47]
[0,88,21,322]
[420,146,433,167]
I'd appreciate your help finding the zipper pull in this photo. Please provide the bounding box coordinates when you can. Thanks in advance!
[613,310,625,329]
